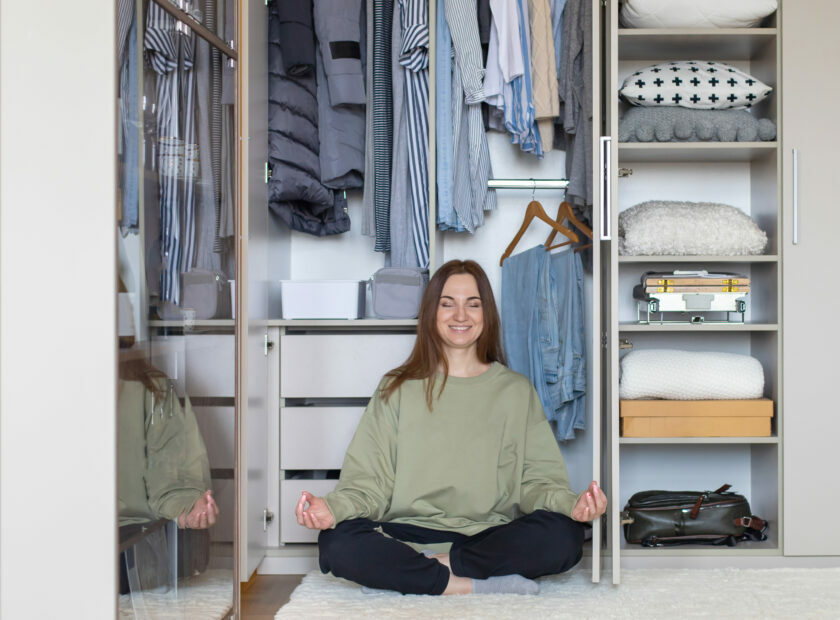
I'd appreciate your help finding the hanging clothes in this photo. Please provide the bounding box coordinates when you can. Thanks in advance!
[528,0,560,151]
[485,0,542,156]
[267,1,350,236]
[435,0,463,232]
[361,0,376,238]
[219,0,237,245]
[118,5,140,233]
[444,0,496,234]
[400,0,430,267]
[145,3,198,304]
[373,0,395,252]
[192,0,225,274]
[276,0,317,76]
[556,0,593,226]
[501,245,586,441]
[389,1,418,267]
[313,0,366,191]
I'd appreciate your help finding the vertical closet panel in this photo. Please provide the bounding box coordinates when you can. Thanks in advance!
[0,0,117,614]
[605,0,621,586]
[589,0,603,584]
[242,0,273,582]
[781,0,840,556]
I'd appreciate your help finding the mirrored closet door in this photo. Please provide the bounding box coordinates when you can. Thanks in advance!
[116,0,239,616]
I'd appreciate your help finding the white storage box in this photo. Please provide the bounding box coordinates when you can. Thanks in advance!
[279,280,365,319]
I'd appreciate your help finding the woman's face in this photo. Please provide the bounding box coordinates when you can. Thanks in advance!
[436,273,484,357]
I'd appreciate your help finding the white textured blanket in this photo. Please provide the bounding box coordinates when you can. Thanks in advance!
[620,349,764,400]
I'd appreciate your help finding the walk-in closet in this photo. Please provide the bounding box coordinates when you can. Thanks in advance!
[5,0,840,618]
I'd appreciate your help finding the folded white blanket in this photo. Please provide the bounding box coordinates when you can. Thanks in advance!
[619,349,765,400]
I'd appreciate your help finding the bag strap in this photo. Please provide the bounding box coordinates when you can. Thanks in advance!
[734,516,769,542]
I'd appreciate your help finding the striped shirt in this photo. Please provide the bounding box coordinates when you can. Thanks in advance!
[145,3,198,303]
[399,0,430,268]
[373,0,394,252]
[444,0,497,233]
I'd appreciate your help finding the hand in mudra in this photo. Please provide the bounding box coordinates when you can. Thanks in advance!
[296,490,335,530]
[571,481,607,522]
[179,490,220,529]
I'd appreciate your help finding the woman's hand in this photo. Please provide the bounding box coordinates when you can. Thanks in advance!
[179,490,220,529]
[295,491,335,530]
[571,481,608,522]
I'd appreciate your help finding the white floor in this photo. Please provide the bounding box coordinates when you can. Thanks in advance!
[275,567,840,619]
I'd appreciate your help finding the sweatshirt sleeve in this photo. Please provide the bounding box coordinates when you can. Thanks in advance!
[144,381,212,521]
[323,380,399,525]
[519,386,581,518]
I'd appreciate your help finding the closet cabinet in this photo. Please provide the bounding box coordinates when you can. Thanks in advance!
[781,0,840,556]
[241,0,605,580]
[241,0,840,584]
[605,2,782,582]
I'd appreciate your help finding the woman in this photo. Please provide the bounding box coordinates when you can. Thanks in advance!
[295,260,607,595]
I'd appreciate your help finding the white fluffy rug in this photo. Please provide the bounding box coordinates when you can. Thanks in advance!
[276,567,840,619]
[119,568,233,619]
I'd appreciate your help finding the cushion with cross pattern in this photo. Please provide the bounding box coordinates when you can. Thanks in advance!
[619,61,772,110]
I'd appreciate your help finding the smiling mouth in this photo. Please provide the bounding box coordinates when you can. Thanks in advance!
[449,325,471,332]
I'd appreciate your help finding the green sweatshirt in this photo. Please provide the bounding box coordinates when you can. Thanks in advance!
[118,378,212,527]
[324,362,581,536]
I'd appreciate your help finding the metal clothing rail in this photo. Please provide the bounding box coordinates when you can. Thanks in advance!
[487,178,569,190]
[152,0,238,61]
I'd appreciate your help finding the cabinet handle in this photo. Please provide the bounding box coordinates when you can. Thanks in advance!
[600,136,612,240]
[792,148,799,245]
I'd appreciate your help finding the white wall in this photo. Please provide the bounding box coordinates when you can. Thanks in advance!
[0,0,117,617]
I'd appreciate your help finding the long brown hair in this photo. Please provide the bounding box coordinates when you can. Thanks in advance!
[381,260,506,409]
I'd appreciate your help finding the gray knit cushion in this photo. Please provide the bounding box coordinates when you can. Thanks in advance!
[619,107,776,142]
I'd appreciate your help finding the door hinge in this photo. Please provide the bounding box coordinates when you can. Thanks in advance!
[265,161,273,184]
[227,40,236,69]
[263,508,275,531]
[264,334,275,356]
[601,331,608,349]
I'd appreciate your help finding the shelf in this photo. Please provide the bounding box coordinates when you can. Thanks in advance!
[619,255,778,263]
[618,28,777,61]
[149,319,235,328]
[620,436,778,445]
[619,322,778,332]
[268,319,418,328]
[618,142,777,162]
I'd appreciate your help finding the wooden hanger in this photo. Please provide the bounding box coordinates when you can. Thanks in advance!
[544,201,593,253]
[500,200,580,266]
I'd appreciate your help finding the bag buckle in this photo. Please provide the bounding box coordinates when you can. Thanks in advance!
[741,516,753,528]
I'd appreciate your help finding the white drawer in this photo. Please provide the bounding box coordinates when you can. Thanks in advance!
[185,334,235,397]
[280,333,415,398]
[281,407,364,470]
[280,479,339,543]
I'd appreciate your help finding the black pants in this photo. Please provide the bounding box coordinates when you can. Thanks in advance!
[318,510,584,595]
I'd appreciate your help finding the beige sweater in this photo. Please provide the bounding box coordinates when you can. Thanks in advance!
[528,0,560,151]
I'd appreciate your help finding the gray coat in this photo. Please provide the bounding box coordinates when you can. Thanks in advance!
[268,2,350,236]
[313,0,366,190]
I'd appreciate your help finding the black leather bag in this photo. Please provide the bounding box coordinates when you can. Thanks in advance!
[621,484,769,547]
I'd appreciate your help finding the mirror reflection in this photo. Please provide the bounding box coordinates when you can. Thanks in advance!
[117,0,237,616]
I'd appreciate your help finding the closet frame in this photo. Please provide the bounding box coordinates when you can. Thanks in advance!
[604,0,783,583]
